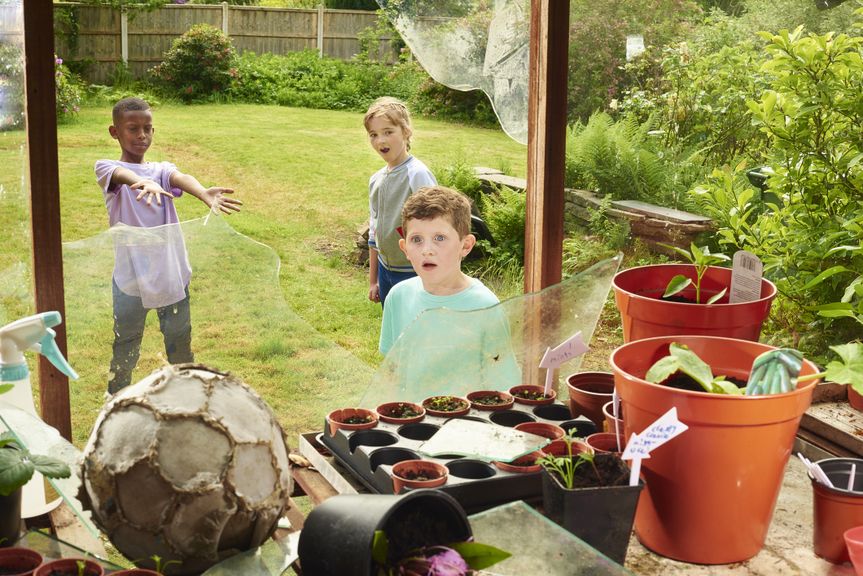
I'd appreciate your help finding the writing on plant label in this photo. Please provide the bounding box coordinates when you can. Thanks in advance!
[539,332,589,368]
[622,407,688,460]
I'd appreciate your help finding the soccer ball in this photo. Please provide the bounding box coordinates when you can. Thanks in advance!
[79,364,292,575]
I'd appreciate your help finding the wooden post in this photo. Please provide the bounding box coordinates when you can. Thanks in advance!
[522,0,569,388]
[317,4,324,58]
[525,0,569,293]
[222,2,229,36]
[23,0,72,441]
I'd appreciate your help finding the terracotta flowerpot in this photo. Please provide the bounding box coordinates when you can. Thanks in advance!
[585,432,625,454]
[111,570,162,576]
[298,491,471,576]
[541,439,592,458]
[611,335,819,564]
[612,264,777,342]
[421,396,470,417]
[508,385,556,406]
[34,558,104,576]
[493,451,544,474]
[602,400,624,436]
[0,547,42,576]
[390,460,448,493]
[466,390,514,411]
[376,401,426,424]
[812,458,863,564]
[514,421,565,440]
[849,386,863,412]
[844,525,863,575]
[327,408,378,435]
[566,371,614,427]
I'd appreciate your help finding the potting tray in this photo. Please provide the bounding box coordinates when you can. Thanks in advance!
[319,400,591,513]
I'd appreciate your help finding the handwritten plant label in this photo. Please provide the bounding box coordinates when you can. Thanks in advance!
[621,407,688,486]
[539,332,590,395]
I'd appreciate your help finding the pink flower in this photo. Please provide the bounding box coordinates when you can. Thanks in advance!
[55,57,63,65]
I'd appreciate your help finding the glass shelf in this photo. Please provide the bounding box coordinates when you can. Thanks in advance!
[14,530,125,572]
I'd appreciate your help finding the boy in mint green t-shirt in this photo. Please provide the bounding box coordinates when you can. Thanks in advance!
[379,186,521,390]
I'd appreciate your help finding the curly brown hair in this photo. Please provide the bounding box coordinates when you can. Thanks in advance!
[402,186,472,238]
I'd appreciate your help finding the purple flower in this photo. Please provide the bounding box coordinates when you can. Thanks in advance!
[55,57,63,65]
[397,547,469,576]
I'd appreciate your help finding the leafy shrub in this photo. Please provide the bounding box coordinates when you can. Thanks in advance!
[409,77,498,127]
[0,44,24,130]
[478,186,526,268]
[55,55,83,122]
[436,158,485,207]
[694,20,863,355]
[150,24,237,102]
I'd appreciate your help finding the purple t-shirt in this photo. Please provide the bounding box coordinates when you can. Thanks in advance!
[95,160,191,308]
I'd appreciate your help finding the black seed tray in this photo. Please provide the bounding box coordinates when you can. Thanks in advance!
[319,401,597,514]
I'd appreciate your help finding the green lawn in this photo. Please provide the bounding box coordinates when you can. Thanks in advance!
[3,103,527,445]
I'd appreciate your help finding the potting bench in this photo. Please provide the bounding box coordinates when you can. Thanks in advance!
[292,431,851,575]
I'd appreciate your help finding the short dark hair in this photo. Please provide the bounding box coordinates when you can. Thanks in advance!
[402,186,472,238]
[112,97,150,124]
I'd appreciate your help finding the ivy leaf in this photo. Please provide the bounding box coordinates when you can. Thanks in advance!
[448,541,511,570]
[825,343,863,394]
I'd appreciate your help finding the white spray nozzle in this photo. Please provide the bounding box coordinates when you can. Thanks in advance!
[0,311,78,380]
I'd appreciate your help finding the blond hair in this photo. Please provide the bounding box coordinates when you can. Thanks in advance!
[363,96,412,150]
[402,186,472,238]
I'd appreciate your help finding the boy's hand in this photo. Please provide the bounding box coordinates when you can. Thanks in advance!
[368,284,381,303]
[202,187,243,215]
[131,179,171,206]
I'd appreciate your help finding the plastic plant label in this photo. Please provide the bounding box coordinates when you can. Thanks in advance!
[729,250,763,303]
[540,331,589,395]
[622,407,688,485]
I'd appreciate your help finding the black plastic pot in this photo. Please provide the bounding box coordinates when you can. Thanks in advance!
[541,465,643,565]
[297,491,471,576]
[0,488,22,547]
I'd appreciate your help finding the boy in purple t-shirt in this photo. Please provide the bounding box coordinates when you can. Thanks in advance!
[95,97,242,394]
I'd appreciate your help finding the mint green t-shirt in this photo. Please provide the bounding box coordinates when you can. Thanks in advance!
[379,277,522,392]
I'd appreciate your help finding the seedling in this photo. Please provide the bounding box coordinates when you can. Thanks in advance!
[538,431,595,489]
[661,242,730,304]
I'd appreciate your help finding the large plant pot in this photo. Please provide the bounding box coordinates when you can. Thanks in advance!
[541,464,643,564]
[0,488,22,548]
[611,335,819,564]
[612,264,777,342]
[0,547,42,576]
[566,372,614,428]
[812,458,863,564]
[297,491,471,576]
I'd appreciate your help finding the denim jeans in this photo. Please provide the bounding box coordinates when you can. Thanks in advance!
[108,280,193,393]
[377,262,416,307]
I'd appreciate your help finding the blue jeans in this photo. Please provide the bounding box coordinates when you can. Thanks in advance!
[108,280,194,393]
[378,262,416,307]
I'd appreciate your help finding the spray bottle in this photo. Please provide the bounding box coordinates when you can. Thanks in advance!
[0,311,78,517]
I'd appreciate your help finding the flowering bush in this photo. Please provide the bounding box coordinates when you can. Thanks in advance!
[150,24,237,102]
[55,55,82,122]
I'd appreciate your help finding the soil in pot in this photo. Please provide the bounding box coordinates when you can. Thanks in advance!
[327,408,379,434]
[391,460,448,493]
[659,373,746,393]
[34,558,104,576]
[509,385,556,405]
[467,391,513,411]
[0,547,42,576]
[377,402,425,424]
[422,396,470,417]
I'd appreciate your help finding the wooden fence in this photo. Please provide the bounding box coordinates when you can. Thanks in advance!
[50,3,392,84]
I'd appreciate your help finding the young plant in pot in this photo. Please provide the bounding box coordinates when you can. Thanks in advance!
[610,335,858,564]
[421,396,470,417]
[612,243,777,342]
[0,384,72,547]
[34,558,103,576]
[466,390,513,411]
[508,385,555,405]
[376,401,425,424]
[0,545,42,575]
[538,432,642,564]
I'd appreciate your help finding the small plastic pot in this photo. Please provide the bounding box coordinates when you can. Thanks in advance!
[390,459,448,493]
[508,385,556,406]
[812,458,863,563]
[602,400,624,435]
[0,547,42,576]
[421,396,470,417]
[327,407,378,435]
[34,558,104,576]
[514,421,565,440]
[844,525,863,575]
[541,439,593,458]
[585,432,625,454]
[566,371,614,428]
[376,401,426,424]
[466,390,514,411]
[493,451,544,474]
[849,386,863,412]
[298,491,471,576]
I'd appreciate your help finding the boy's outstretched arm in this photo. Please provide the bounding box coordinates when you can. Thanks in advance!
[170,171,243,215]
[109,166,172,207]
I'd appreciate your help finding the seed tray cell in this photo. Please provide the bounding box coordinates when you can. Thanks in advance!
[319,401,594,513]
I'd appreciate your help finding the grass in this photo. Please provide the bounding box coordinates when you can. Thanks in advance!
[1,103,528,446]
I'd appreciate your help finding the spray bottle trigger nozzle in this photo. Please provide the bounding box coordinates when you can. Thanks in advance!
[38,330,78,380]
